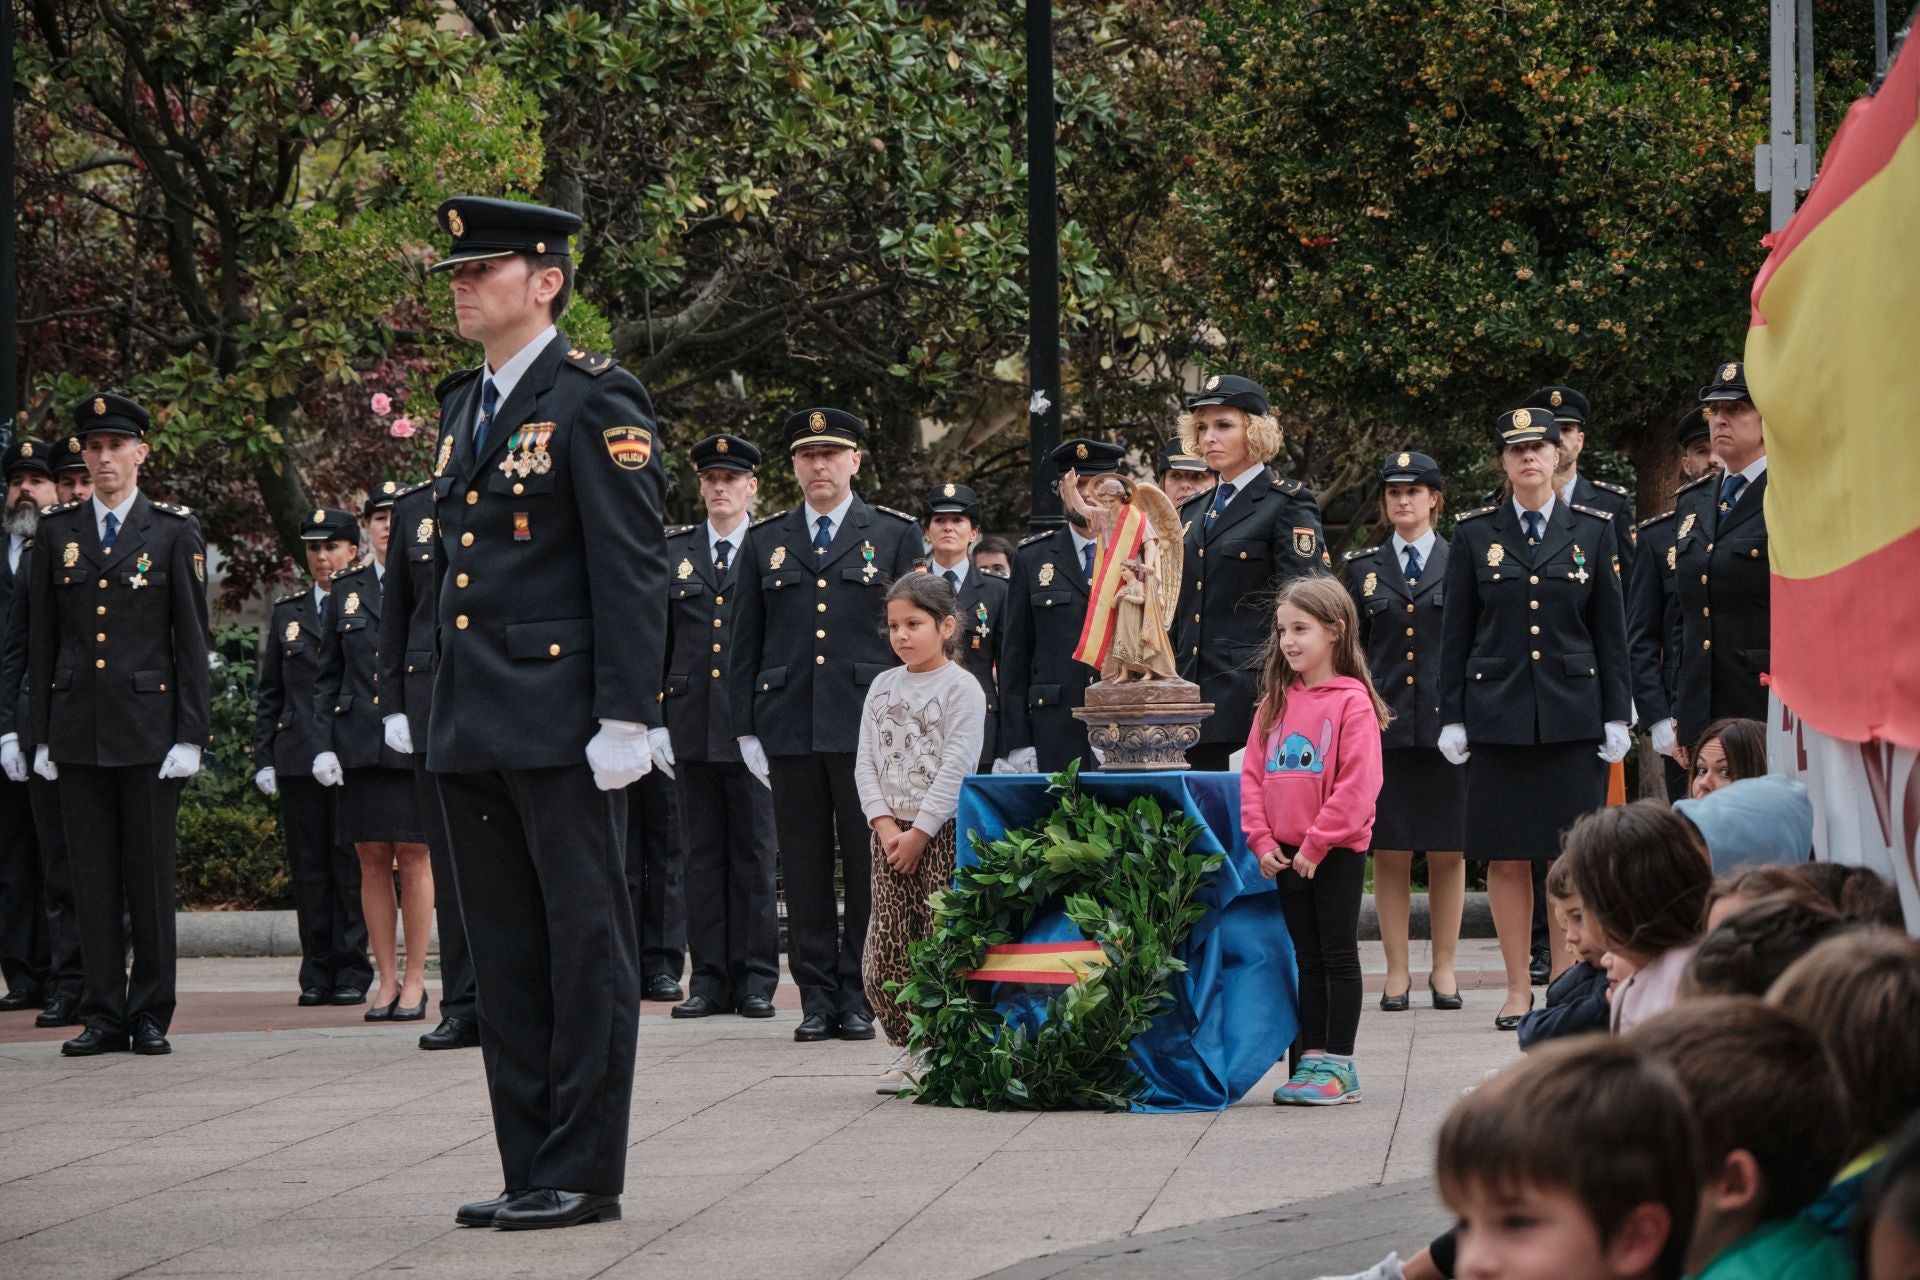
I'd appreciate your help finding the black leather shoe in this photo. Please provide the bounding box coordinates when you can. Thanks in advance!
[737,995,776,1019]
[1528,946,1551,987]
[1494,994,1536,1032]
[671,995,728,1019]
[643,974,685,1003]
[1378,982,1411,1012]
[838,1011,876,1041]
[131,1017,171,1055]
[455,1189,526,1228]
[298,986,330,1007]
[364,996,396,1023]
[420,1017,480,1050]
[330,986,367,1006]
[794,1012,839,1042]
[35,996,80,1028]
[61,1027,130,1056]
[493,1189,622,1230]
[0,984,44,1012]
[390,992,428,1022]
[1429,978,1464,1011]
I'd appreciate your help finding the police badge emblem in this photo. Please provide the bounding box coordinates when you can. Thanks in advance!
[446,207,465,237]
[285,620,300,643]
[1363,572,1378,597]
[1293,527,1316,557]
[770,546,787,570]
[1550,390,1563,408]
[1038,563,1056,586]
[677,559,694,581]
[1721,362,1738,382]
[93,397,106,416]
[63,542,79,568]
[1487,543,1506,567]
[416,518,434,544]
[344,592,360,615]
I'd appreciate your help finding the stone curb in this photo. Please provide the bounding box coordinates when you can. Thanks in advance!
[177,893,1496,956]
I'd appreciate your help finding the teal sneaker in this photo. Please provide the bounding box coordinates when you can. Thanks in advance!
[1271,1058,1323,1106]
[1292,1057,1362,1105]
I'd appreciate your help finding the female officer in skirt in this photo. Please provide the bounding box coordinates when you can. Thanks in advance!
[1342,451,1465,1012]
[1438,409,1631,1030]
[312,485,431,1022]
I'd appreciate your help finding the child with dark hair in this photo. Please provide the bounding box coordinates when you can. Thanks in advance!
[1516,856,1611,1048]
[1794,862,1905,928]
[1625,998,1853,1279]
[1704,864,1828,930]
[1854,1111,1920,1280]
[1680,896,1849,998]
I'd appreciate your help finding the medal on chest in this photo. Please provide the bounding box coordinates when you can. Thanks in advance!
[861,541,877,582]
[972,601,990,649]
[129,553,153,590]
[1570,545,1590,585]
[499,423,556,478]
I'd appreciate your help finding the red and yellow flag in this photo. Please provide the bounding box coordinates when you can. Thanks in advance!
[1071,505,1149,670]
[1746,35,1920,750]
[967,941,1108,986]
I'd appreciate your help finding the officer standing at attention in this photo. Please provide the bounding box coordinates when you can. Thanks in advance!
[252,507,372,1008]
[0,437,55,1012]
[921,482,1007,770]
[1155,436,1216,509]
[1171,375,1327,770]
[662,434,779,1021]
[998,439,1121,774]
[378,479,479,1050]
[1671,361,1771,758]
[28,394,211,1057]
[727,407,921,1043]
[424,197,672,1230]
[1521,386,1635,526]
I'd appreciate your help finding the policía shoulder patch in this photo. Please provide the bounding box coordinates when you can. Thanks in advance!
[603,425,653,470]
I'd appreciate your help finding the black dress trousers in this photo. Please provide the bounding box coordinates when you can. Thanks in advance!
[767,752,872,1017]
[60,766,181,1035]
[625,768,686,984]
[412,758,473,1020]
[679,759,780,1005]
[28,775,83,1002]
[0,776,48,992]
[278,775,370,992]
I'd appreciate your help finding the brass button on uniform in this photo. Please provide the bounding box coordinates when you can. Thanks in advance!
[711,642,722,653]
[456,615,469,630]
[96,632,106,642]
[816,603,826,613]
[714,595,724,605]
[98,579,107,589]
[1405,650,1415,661]
[549,644,561,657]
[1749,548,1760,559]
[1193,580,1202,590]
[1530,625,1540,635]
[1529,600,1540,610]
[461,532,474,547]
[1405,627,1415,637]
[455,573,469,588]
[815,655,825,666]
[1404,604,1415,613]
[815,629,825,639]
[1529,575,1540,585]
[1193,614,1201,623]
[1238,551,1247,560]
[512,483,524,495]
[1703,640,1712,650]
[712,618,723,628]
[1702,606,1710,617]
[1531,650,1541,660]
[1405,675,1415,685]
[465,491,478,506]
[95,658,106,669]
[816,578,827,588]
[96,605,106,616]
[711,668,721,678]
[1196,548,1204,558]
[1700,574,1708,584]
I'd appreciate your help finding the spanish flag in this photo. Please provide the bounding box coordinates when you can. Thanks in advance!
[1071,505,1148,670]
[967,940,1108,986]
[1746,30,1920,750]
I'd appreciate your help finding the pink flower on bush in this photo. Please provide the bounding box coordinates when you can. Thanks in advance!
[370,392,392,415]
[388,416,415,439]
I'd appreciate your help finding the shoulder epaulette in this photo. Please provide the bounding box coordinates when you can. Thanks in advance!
[274,589,305,607]
[37,500,79,517]
[391,480,430,498]
[152,501,192,517]
[1272,476,1308,495]
[1018,528,1056,548]
[435,366,481,400]
[666,524,696,536]
[870,504,917,523]
[1593,479,1630,497]
[1571,503,1613,520]
[329,564,362,582]
[1344,545,1379,562]
[1454,505,1498,523]
[1636,510,1676,532]
[561,347,618,377]
[1677,471,1717,495]
[750,508,791,530]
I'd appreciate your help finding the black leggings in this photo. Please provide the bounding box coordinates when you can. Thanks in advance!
[1277,846,1365,1056]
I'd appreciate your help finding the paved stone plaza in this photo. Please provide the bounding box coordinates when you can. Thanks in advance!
[1,946,1511,1279]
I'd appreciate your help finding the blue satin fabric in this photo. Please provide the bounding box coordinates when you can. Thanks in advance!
[953,771,1298,1112]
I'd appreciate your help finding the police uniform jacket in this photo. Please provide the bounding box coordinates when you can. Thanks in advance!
[1438,501,1631,745]
[27,494,211,766]
[922,559,1007,765]
[376,483,439,742]
[1569,473,1636,594]
[1000,525,1095,767]
[427,336,668,772]
[252,587,328,777]
[1344,537,1450,750]
[0,543,35,742]
[1671,470,1770,744]
[1172,468,1327,745]
[1625,510,1681,729]
[726,496,922,757]
[313,560,405,770]
[663,523,744,763]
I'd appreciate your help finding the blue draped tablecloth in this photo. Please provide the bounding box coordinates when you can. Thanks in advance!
[953,771,1298,1112]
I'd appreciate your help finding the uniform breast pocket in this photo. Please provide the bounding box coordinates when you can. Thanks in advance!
[672,581,707,603]
[1561,652,1597,678]
[1474,564,1519,588]
[1028,683,1061,709]
[52,669,73,691]
[762,570,805,593]
[505,618,591,661]
[125,571,168,589]
[664,673,690,697]
[282,641,309,659]
[487,469,558,498]
[1364,596,1394,617]
[337,617,370,639]
[840,565,885,588]
[1468,655,1510,682]
[1723,535,1767,566]
[1030,589,1075,611]
[133,670,173,694]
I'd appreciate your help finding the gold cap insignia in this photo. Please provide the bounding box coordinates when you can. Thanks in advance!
[311,509,326,524]
[1397,452,1411,468]
[1513,408,1533,430]
[382,481,396,494]
[68,437,80,453]
[809,410,826,431]
[1075,443,1088,460]
[943,483,956,497]
[715,438,729,454]
[284,620,300,643]
[93,397,106,416]
[1549,390,1563,407]
[1721,362,1738,381]
[19,442,31,457]
[1205,375,1221,390]
[535,241,546,254]
[446,208,465,237]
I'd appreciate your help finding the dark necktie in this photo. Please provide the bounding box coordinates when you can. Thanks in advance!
[317,592,329,625]
[1523,510,1543,561]
[714,538,731,574]
[1720,473,1747,511]
[943,568,960,593]
[1204,481,1237,541]
[101,512,119,550]
[472,377,499,458]
[1403,544,1422,585]
[813,515,833,554]
[1081,541,1095,580]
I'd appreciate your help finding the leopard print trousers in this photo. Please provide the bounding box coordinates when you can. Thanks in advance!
[861,819,958,1046]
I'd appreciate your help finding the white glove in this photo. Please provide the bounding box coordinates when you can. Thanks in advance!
[1650,717,1678,759]
[737,735,771,788]
[1438,724,1471,766]
[648,726,677,780]
[1,734,24,784]
[254,766,277,797]
[586,718,653,791]
[1090,745,1106,765]
[1598,721,1632,764]
[32,744,57,781]
[312,751,345,787]
[1006,746,1039,773]
[990,756,1018,775]
[158,743,202,780]
[383,713,414,755]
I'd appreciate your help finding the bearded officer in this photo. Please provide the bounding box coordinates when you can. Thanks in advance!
[28,394,211,1057]
[424,196,672,1230]
[0,437,56,1012]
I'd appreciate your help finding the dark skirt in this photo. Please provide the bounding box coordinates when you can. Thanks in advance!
[1464,741,1607,861]
[337,766,426,845]
[1372,747,1467,852]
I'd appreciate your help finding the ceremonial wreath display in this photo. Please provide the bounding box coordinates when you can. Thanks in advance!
[899,765,1223,1111]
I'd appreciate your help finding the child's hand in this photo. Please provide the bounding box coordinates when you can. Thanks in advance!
[886,827,929,875]
[1258,849,1291,878]
[872,815,903,844]
[1293,854,1320,881]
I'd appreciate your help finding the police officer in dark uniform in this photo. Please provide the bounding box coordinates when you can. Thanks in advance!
[1627,404,1717,798]
[424,197,671,1230]
[377,480,479,1049]
[920,482,1007,770]
[1171,375,1327,770]
[0,437,55,1011]
[998,438,1120,774]
[1521,386,1635,526]
[627,752,687,1004]
[727,407,922,1043]
[1671,361,1770,756]
[1156,436,1215,509]
[52,434,92,505]
[28,393,211,1057]
[252,507,372,1007]
[662,434,779,1021]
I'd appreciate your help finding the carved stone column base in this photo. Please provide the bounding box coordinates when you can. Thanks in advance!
[1072,679,1215,772]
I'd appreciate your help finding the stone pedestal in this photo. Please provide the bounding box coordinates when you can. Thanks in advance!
[1071,679,1215,772]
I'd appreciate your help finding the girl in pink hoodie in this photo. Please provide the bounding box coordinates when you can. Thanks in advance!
[1241,576,1388,1107]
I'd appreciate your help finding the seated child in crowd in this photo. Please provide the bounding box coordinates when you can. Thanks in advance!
[1704,865,1830,930]
[1794,863,1905,929]
[1681,894,1848,999]
[1626,998,1853,1279]
[1854,1112,1920,1280]
[1516,857,1612,1049]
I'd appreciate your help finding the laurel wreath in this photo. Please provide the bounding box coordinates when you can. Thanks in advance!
[896,763,1222,1110]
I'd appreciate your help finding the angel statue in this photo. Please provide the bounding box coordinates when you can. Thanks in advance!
[1060,469,1183,683]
